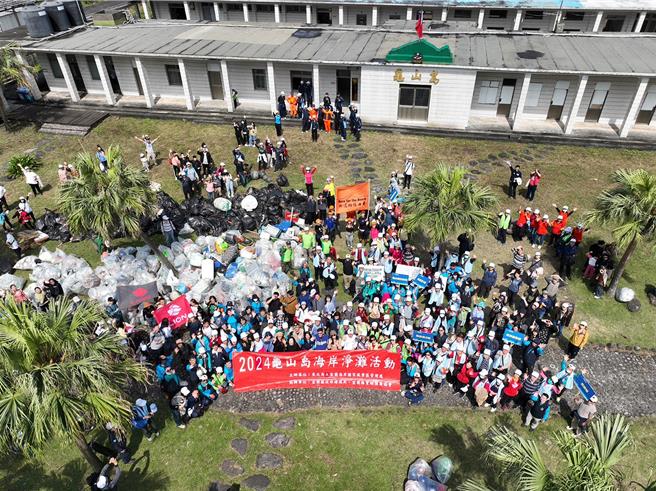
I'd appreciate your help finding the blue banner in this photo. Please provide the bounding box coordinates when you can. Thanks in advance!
[412,331,435,344]
[574,373,596,401]
[502,328,525,345]
[391,273,409,285]
[412,274,430,290]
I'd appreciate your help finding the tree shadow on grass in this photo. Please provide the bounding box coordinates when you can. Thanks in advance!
[430,414,515,490]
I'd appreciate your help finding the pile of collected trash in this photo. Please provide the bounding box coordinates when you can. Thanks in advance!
[35,209,77,242]
[3,223,309,310]
[405,456,453,491]
[141,182,308,238]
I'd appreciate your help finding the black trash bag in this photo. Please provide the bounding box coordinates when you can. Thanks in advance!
[35,219,45,231]
[187,216,215,235]
[241,215,257,231]
[276,174,289,187]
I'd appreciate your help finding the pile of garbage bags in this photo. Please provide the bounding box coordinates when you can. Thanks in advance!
[35,209,75,242]
[141,184,309,238]
[8,224,308,310]
[405,456,452,491]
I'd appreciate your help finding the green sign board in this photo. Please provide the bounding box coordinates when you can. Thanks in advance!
[385,39,453,65]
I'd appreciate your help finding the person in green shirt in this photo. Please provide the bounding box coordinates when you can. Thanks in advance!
[281,241,294,273]
[497,208,512,244]
[320,234,332,255]
[300,227,316,250]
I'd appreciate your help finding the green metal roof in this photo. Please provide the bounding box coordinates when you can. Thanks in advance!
[385,38,453,64]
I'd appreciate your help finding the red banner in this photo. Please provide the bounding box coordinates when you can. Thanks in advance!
[233,350,401,392]
[153,295,192,329]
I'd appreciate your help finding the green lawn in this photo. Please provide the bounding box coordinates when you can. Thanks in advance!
[1,406,654,491]
[1,117,655,347]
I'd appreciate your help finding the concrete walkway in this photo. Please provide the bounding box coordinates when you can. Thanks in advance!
[211,346,656,417]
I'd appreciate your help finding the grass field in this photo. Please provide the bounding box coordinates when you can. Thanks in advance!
[1,406,655,491]
[1,116,655,347]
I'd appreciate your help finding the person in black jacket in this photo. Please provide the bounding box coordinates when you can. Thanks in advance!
[524,393,550,431]
[506,161,522,198]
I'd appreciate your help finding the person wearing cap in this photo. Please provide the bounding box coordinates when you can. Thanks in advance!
[558,237,579,280]
[299,164,318,195]
[499,369,523,410]
[103,422,132,464]
[552,203,577,226]
[131,398,160,441]
[497,209,512,244]
[568,395,598,435]
[475,348,493,372]
[89,457,121,490]
[566,321,589,359]
[493,344,512,374]
[160,213,177,246]
[513,206,530,241]
[403,373,425,405]
[471,369,492,407]
[477,261,497,299]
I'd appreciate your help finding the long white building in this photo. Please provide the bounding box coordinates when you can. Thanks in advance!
[5,1,656,140]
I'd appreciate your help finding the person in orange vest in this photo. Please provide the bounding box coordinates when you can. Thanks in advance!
[548,215,566,246]
[308,104,318,121]
[552,203,577,226]
[287,92,298,118]
[512,207,530,241]
[322,105,333,133]
[534,213,550,249]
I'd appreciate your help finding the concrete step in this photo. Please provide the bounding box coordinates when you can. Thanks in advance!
[39,122,90,136]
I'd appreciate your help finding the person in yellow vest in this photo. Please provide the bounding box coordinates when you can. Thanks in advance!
[281,241,294,273]
[323,176,336,208]
[566,321,589,359]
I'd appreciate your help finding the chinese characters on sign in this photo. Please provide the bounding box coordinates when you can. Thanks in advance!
[335,182,370,214]
[393,69,440,85]
[233,350,401,392]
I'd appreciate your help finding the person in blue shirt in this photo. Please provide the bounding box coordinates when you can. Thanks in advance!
[274,111,283,137]
[250,295,262,314]
[313,327,329,350]
[95,145,108,172]
[223,360,235,386]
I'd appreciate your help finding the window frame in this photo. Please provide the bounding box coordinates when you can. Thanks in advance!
[252,68,268,91]
[488,9,508,19]
[86,55,101,81]
[524,10,544,20]
[165,64,183,86]
[47,53,64,79]
[453,9,472,19]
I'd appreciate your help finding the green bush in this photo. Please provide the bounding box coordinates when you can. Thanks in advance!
[6,153,41,179]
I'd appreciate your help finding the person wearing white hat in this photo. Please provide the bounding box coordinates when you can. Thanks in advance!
[132,398,160,441]
[566,321,590,359]
[93,458,121,490]
[526,168,542,201]
[568,394,598,435]
[402,154,415,190]
[498,369,523,410]
[472,368,491,406]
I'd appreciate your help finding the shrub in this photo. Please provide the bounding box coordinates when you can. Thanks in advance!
[6,153,41,179]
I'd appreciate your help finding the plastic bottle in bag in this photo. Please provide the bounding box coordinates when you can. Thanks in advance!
[407,459,433,481]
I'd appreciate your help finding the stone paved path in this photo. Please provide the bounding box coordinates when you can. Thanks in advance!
[211,347,656,417]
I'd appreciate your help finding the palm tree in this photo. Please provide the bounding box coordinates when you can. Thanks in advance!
[403,164,498,246]
[584,168,656,296]
[460,414,633,491]
[0,297,147,471]
[0,45,39,128]
[59,144,177,272]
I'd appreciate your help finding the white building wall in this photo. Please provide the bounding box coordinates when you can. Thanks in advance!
[575,76,636,125]
[378,6,406,22]
[282,6,306,23]
[360,65,476,129]
[142,58,186,98]
[520,11,556,31]
[227,60,269,103]
[482,10,515,31]
[73,54,105,95]
[470,72,503,116]
[37,53,68,92]
[252,5,276,22]
[273,62,313,94]
[110,56,141,97]
[561,12,597,32]
[224,4,245,21]
[521,75,578,120]
[345,6,371,26]
[185,60,213,101]
[319,65,337,98]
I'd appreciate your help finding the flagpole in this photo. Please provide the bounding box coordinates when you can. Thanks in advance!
[367,178,371,220]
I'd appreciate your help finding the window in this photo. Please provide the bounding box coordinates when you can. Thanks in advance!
[453,9,472,19]
[564,11,584,22]
[256,4,273,12]
[168,2,187,19]
[165,64,182,86]
[522,27,540,31]
[47,53,63,79]
[226,3,241,11]
[419,10,432,21]
[356,13,367,25]
[478,80,500,104]
[86,55,100,80]
[285,5,302,13]
[252,68,267,91]
[525,83,542,107]
[524,10,543,20]
[486,26,504,30]
[590,82,610,105]
[603,15,625,32]
[389,14,401,20]
[489,10,507,19]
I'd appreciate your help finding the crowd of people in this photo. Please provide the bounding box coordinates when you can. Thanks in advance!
[0,107,607,489]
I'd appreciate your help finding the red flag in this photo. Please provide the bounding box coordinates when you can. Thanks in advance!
[415,11,423,38]
[153,295,193,329]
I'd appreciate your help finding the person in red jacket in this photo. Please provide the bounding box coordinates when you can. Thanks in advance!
[534,213,549,249]
[552,203,577,226]
[455,361,478,394]
[528,208,540,245]
[513,207,530,241]
[500,369,523,409]
[549,215,565,246]
[572,222,589,245]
